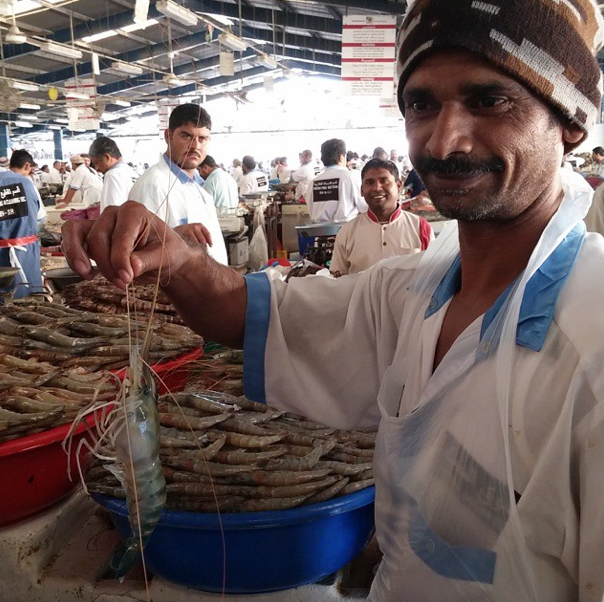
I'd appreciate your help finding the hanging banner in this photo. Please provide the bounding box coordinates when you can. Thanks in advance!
[64,78,99,130]
[341,15,397,98]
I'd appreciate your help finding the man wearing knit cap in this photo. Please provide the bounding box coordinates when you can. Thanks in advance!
[62,2,604,600]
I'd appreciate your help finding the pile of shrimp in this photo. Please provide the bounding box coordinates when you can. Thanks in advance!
[0,299,203,371]
[0,353,118,443]
[185,349,244,396]
[62,276,186,324]
[85,390,376,513]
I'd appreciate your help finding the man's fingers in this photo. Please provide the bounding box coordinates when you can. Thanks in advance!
[60,220,96,279]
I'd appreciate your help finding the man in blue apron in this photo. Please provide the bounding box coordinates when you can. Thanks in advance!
[0,149,43,299]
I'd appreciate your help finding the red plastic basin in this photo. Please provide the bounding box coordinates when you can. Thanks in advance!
[0,414,96,528]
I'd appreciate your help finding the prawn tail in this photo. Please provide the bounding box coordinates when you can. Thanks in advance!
[110,539,141,580]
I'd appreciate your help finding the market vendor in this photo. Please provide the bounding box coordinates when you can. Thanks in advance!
[330,158,433,276]
[56,154,103,208]
[306,138,367,223]
[127,103,227,265]
[61,0,604,600]
[0,149,43,298]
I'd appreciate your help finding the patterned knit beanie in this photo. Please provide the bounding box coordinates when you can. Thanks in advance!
[397,0,604,134]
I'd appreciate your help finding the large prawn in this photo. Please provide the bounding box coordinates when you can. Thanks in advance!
[105,339,166,579]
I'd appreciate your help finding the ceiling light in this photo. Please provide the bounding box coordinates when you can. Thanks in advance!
[121,18,158,33]
[65,91,90,100]
[156,0,197,27]
[47,124,62,130]
[6,24,27,44]
[111,61,143,75]
[10,80,39,92]
[218,31,248,52]
[14,120,33,128]
[39,41,83,60]
[22,114,39,120]
[54,118,69,123]
[112,99,131,107]
[81,30,117,43]
[257,52,278,70]
[19,103,41,110]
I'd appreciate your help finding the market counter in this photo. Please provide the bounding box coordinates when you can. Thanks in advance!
[0,489,373,601]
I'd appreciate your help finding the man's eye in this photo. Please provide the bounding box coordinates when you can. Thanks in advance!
[477,97,505,109]
[407,100,428,111]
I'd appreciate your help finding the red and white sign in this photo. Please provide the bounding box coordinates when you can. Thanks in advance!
[341,15,397,98]
[157,98,182,137]
[64,78,99,130]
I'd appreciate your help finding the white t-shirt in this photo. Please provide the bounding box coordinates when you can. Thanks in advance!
[242,187,604,602]
[100,161,138,212]
[128,155,227,265]
[48,167,63,184]
[239,170,269,194]
[69,163,103,206]
[306,165,367,223]
[290,163,315,201]
[330,208,434,275]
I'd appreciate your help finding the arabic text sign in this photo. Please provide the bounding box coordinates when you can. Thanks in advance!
[0,183,28,221]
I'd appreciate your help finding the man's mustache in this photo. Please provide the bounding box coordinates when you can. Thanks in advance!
[414,155,505,176]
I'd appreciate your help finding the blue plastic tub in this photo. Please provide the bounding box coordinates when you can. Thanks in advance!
[93,486,375,593]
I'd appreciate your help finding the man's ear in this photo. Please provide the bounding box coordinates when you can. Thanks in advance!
[562,122,586,154]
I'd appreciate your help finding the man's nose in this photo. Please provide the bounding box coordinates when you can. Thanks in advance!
[424,104,472,160]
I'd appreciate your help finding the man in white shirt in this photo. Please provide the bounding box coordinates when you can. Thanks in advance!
[590,146,604,178]
[198,155,239,214]
[306,138,367,223]
[290,149,315,201]
[47,161,64,185]
[88,136,138,212]
[330,158,433,276]
[230,158,244,187]
[62,1,604,600]
[127,103,227,265]
[239,156,269,194]
[57,154,103,208]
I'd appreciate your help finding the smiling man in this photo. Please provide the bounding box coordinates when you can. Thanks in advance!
[330,158,433,276]
[62,1,604,600]
[127,103,227,264]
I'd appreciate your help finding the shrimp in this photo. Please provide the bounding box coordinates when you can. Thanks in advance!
[106,344,167,580]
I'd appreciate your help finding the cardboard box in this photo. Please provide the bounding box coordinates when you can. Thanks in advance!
[228,237,249,266]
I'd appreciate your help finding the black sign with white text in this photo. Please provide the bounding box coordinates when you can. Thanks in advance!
[313,178,339,202]
[0,183,28,221]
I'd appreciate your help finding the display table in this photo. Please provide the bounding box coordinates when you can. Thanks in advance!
[0,488,371,601]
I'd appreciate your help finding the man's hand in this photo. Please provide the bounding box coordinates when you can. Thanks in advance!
[174,222,214,247]
[61,201,191,290]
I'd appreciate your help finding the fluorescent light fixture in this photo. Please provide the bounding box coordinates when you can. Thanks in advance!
[121,18,157,33]
[91,52,100,75]
[40,41,83,60]
[112,99,131,107]
[218,31,248,52]
[65,91,90,100]
[22,115,39,120]
[14,120,33,128]
[6,24,27,44]
[111,61,143,75]
[47,124,62,130]
[257,52,278,70]
[156,0,197,27]
[19,103,41,110]
[10,80,39,92]
[81,30,117,43]
[54,118,69,123]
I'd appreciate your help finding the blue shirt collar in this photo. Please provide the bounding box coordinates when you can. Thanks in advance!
[424,222,585,353]
[163,154,203,185]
